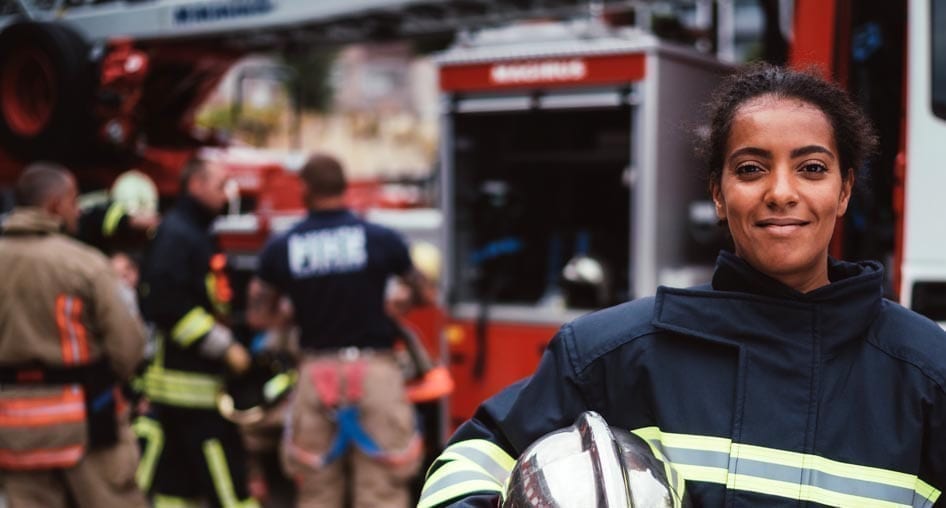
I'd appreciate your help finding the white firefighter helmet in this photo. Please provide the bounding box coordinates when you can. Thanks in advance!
[110,169,158,215]
[502,411,689,508]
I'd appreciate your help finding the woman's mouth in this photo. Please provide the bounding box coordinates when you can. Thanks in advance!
[756,218,810,235]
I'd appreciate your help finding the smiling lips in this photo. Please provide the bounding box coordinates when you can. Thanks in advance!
[756,218,810,235]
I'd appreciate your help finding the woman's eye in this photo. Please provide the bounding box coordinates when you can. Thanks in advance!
[735,164,762,175]
[801,163,828,174]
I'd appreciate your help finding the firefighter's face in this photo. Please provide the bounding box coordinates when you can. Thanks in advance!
[712,96,853,293]
[190,163,229,215]
[52,175,80,235]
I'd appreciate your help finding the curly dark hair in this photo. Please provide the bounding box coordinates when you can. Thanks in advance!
[700,63,878,189]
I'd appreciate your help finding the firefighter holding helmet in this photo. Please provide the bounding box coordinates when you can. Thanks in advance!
[419,64,946,507]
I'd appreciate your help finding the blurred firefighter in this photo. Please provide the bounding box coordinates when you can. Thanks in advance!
[247,153,434,507]
[0,162,148,507]
[136,157,258,508]
[77,169,160,256]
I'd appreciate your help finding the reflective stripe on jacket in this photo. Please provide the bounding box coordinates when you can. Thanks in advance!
[142,332,223,410]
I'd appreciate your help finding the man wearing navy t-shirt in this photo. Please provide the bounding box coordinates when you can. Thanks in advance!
[247,153,432,507]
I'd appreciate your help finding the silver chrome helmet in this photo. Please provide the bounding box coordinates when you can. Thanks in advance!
[502,411,688,508]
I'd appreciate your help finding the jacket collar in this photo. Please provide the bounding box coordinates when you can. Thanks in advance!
[307,208,354,220]
[1,208,63,235]
[174,194,218,229]
[653,251,885,357]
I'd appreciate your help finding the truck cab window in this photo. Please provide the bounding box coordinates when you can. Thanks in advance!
[933,0,946,119]
[450,105,633,310]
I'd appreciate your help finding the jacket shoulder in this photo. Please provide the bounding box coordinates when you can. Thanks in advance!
[153,212,207,253]
[363,220,404,242]
[34,236,112,285]
[54,235,110,265]
[162,210,205,238]
[869,300,946,391]
[564,297,658,371]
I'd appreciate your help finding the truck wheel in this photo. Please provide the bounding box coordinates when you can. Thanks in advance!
[0,22,94,159]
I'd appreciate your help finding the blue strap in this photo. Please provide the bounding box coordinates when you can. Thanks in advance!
[340,405,382,457]
[91,388,114,412]
[323,406,384,465]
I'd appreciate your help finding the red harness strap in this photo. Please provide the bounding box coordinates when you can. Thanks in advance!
[309,361,341,408]
[344,360,365,403]
[309,357,369,408]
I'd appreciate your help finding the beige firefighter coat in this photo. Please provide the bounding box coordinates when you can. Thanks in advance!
[0,207,146,468]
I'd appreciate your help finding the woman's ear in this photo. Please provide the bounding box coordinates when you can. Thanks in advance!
[711,180,727,222]
[838,169,854,217]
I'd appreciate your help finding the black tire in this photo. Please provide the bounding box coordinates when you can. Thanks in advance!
[0,21,95,160]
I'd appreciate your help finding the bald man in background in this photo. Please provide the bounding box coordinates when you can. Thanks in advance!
[0,162,148,507]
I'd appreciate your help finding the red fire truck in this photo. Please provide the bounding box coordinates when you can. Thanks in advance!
[0,0,636,373]
[0,0,457,403]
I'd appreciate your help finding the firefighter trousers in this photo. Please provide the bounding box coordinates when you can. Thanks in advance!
[134,404,259,508]
[2,421,148,508]
[281,351,423,508]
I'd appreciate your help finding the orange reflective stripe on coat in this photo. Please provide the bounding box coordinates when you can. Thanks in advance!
[56,295,90,365]
[0,387,86,468]
[0,388,85,427]
[0,294,91,470]
[0,444,85,470]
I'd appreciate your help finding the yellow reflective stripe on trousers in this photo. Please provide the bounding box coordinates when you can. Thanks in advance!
[171,307,215,347]
[102,201,125,237]
[153,494,203,508]
[419,439,515,508]
[142,367,222,409]
[132,416,164,491]
[203,438,260,508]
[632,426,941,508]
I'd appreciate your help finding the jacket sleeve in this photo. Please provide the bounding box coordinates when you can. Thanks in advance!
[418,324,592,508]
[90,258,146,380]
[928,388,946,507]
[140,228,216,351]
[77,201,130,250]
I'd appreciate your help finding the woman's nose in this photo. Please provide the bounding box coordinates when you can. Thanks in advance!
[765,167,799,208]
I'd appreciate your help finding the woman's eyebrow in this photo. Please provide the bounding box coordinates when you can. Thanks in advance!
[728,147,772,161]
[790,145,836,159]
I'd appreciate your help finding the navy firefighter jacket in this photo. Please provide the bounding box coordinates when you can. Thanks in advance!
[420,251,946,508]
[139,195,230,395]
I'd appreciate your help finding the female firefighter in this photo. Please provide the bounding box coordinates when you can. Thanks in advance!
[418,64,946,507]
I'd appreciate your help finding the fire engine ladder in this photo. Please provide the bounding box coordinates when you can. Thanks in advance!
[0,0,715,46]
[0,0,457,43]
